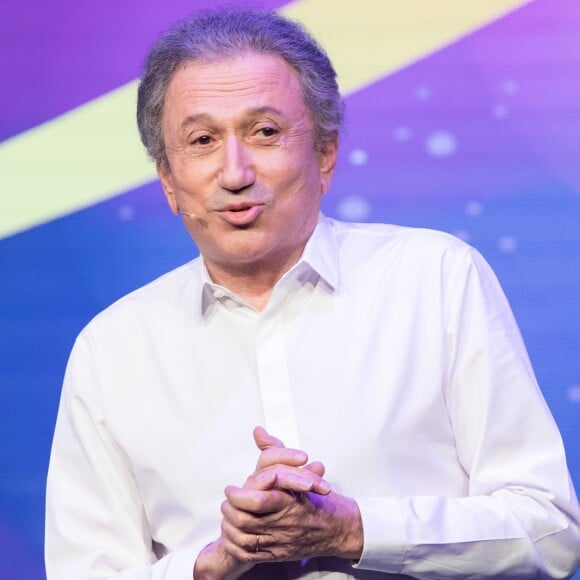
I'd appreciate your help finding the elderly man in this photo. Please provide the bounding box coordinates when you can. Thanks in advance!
[45,8,580,580]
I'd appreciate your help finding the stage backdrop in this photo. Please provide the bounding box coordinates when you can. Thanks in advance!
[0,0,578,577]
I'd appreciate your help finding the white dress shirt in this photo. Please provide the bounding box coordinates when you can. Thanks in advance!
[45,215,580,579]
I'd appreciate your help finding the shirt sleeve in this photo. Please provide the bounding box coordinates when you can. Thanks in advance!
[45,334,201,580]
[355,247,580,578]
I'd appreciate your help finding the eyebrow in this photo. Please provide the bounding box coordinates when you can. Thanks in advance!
[179,106,285,131]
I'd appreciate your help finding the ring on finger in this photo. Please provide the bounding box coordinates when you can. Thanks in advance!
[255,534,261,552]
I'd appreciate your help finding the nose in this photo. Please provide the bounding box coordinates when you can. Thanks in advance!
[217,136,256,193]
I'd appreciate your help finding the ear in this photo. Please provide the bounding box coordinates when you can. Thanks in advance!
[157,159,179,215]
[318,134,338,195]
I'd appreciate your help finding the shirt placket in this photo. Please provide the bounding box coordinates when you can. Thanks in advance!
[255,307,301,450]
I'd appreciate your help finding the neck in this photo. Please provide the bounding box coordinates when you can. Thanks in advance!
[205,248,305,311]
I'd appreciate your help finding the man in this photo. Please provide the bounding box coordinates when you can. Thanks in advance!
[45,8,580,579]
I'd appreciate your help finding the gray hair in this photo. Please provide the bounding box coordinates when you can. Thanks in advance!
[137,8,344,168]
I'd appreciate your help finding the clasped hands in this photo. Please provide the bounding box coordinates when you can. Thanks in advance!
[193,426,362,579]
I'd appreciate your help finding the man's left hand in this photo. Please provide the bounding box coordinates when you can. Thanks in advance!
[218,428,364,564]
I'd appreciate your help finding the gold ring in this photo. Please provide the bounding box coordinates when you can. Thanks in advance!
[255,534,261,552]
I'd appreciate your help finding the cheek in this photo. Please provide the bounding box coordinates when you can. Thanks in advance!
[268,150,321,192]
[173,162,213,193]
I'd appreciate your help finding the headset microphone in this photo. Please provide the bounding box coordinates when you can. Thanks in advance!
[179,210,199,221]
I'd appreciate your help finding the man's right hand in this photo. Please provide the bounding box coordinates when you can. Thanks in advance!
[192,428,332,579]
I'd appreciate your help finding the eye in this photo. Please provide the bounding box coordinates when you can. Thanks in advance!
[253,125,281,144]
[258,127,277,137]
[192,134,213,146]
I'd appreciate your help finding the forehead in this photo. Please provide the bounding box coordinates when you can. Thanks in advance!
[163,52,310,124]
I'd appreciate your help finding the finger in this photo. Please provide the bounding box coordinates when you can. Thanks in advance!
[256,447,308,471]
[248,470,278,491]
[225,485,288,514]
[271,468,331,495]
[220,519,274,563]
[304,460,325,478]
[302,461,330,494]
[244,467,331,498]
[253,426,285,451]
[259,470,318,493]
[220,519,276,562]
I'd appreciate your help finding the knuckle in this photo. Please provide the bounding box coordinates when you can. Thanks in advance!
[221,505,247,529]
[260,550,277,562]
[220,519,233,537]
[221,519,239,542]
[230,510,247,528]
[220,499,231,517]
[248,494,266,512]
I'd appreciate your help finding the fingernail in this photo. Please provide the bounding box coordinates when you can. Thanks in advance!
[319,480,331,493]
[294,451,308,463]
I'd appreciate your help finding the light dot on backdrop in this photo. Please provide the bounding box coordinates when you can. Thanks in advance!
[498,235,517,253]
[118,204,135,221]
[414,85,431,100]
[493,104,509,120]
[567,385,580,404]
[349,148,368,166]
[465,201,483,217]
[502,79,520,95]
[425,131,458,158]
[336,195,371,222]
[393,126,412,141]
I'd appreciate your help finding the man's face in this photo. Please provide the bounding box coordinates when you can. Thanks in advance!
[157,52,337,278]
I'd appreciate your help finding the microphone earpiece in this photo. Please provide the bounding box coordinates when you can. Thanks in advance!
[179,210,199,221]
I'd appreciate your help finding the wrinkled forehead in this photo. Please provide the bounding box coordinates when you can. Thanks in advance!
[162,52,313,126]
[169,50,306,97]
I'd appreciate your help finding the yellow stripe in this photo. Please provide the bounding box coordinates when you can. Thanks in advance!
[0,0,531,239]
[0,83,147,238]
[281,0,533,94]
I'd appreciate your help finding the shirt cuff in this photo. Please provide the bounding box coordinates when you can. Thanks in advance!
[352,496,407,574]
[164,548,196,579]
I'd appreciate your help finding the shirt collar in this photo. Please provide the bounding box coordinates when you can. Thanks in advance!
[195,213,340,316]
[298,213,339,292]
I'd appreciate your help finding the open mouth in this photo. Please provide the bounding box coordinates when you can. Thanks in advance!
[219,204,264,226]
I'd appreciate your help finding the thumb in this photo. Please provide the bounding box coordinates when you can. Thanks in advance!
[253,425,286,451]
